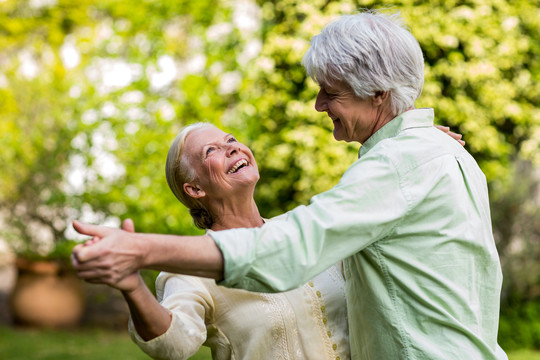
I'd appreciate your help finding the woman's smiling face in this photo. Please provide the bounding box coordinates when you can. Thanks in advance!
[183,126,259,197]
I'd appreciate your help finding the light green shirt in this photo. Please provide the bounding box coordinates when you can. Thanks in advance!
[210,108,507,359]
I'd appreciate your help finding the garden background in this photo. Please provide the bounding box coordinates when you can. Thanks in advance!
[0,0,539,358]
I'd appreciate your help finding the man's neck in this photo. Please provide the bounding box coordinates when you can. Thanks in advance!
[364,106,415,144]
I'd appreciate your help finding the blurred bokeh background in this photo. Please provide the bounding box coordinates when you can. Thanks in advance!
[0,0,538,359]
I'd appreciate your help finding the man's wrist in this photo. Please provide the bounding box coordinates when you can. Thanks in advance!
[133,232,151,269]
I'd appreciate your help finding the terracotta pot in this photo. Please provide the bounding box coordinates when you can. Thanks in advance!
[10,258,85,328]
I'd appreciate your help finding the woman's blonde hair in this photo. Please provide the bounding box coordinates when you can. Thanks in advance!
[165,122,216,229]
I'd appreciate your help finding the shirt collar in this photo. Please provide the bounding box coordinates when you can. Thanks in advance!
[358,108,434,158]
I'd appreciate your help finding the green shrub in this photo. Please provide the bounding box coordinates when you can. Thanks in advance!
[499,299,540,350]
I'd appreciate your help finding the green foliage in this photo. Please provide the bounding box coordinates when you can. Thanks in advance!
[482,141,540,353]
[16,239,78,266]
[407,0,540,186]
[0,1,539,340]
[499,299,540,351]
[491,156,540,348]
[2,0,538,239]
[203,0,540,216]
[0,1,91,256]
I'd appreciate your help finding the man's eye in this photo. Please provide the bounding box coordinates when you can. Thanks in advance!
[206,147,215,155]
[326,91,337,97]
[323,88,336,98]
[228,137,237,143]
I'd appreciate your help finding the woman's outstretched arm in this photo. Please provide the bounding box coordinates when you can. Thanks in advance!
[90,219,172,341]
[121,274,172,341]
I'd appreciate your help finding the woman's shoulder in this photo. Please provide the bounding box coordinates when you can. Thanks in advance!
[156,272,216,294]
[157,271,216,285]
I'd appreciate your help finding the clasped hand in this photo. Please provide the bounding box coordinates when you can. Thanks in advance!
[71,219,144,292]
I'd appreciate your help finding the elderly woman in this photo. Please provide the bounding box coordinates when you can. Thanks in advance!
[73,10,507,360]
[91,123,350,360]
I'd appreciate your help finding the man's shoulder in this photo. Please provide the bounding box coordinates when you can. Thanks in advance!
[356,126,474,175]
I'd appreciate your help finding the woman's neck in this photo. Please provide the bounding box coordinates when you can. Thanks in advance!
[207,195,263,231]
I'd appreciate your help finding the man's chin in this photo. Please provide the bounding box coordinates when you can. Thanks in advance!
[332,128,344,141]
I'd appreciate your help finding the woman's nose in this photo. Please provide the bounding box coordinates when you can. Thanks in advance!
[314,89,328,112]
[226,144,238,156]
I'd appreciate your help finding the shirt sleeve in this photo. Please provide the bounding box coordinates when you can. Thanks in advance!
[128,273,214,360]
[210,152,410,292]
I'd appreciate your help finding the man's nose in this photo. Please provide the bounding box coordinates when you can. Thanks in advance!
[314,90,328,112]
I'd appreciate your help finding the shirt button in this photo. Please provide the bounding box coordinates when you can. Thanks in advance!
[327,330,332,337]
[308,282,314,287]
[316,291,322,298]
[323,317,327,324]
[320,305,326,312]
[336,357,340,360]
[333,344,337,350]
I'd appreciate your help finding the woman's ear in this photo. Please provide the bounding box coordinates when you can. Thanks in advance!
[183,183,206,199]
[372,91,389,107]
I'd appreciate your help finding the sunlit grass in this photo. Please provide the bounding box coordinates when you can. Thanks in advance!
[0,326,211,360]
[510,349,540,360]
[0,326,538,359]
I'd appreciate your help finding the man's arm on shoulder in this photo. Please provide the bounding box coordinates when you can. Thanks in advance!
[211,153,408,293]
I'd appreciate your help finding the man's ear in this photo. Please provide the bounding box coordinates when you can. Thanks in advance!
[183,183,206,199]
[372,91,389,107]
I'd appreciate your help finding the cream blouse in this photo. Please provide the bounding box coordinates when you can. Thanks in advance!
[128,263,349,360]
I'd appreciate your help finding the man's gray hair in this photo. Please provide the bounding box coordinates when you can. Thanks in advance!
[302,10,424,115]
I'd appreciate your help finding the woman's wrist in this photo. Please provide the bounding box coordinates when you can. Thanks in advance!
[120,273,146,297]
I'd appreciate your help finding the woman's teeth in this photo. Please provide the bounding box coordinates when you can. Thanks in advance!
[227,159,248,174]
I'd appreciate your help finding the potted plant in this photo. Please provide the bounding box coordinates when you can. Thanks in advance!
[9,238,86,328]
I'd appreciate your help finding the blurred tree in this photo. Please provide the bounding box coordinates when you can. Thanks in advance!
[0,1,94,255]
[492,160,540,298]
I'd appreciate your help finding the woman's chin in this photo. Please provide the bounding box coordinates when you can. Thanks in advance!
[230,172,259,187]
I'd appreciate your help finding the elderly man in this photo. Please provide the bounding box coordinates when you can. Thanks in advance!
[73,10,507,359]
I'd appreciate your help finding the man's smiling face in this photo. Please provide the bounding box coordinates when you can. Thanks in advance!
[314,80,379,144]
